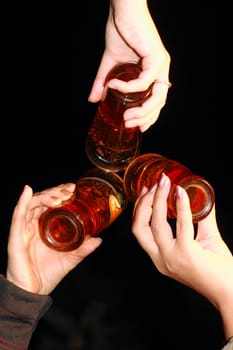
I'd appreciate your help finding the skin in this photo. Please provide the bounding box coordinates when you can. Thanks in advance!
[88,0,171,132]
[7,1,231,344]
[6,184,102,295]
[8,1,169,295]
[132,173,233,341]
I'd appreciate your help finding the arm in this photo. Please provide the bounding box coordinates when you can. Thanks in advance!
[88,0,171,132]
[0,275,52,350]
[132,173,233,345]
[0,184,102,349]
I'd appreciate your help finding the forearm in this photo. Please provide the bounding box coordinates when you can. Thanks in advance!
[110,0,150,18]
[219,299,233,342]
[110,0,148,8]
[213,261,233,343]
[0,275,52,349]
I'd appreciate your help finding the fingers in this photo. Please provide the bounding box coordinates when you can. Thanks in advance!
[132,174,195,255]
[88,55,117,103]
[30,183,76,208]
[132,174,174,255]
[149,174,174,249]
[9,185,33,243]
[175,185,195,245]
[10,183,76,232]
[88,51,171,132]
[108,73,170,94]
[12,185,33,217]
[123,81,171,132]
[131,186,159,255]
[107,50,171,92]
[75,237,103,258]
[106,52,171,132]
[196,204,223,244]
[197,204,219,232]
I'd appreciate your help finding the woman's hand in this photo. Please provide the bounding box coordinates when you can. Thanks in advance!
[6,184,102,295]
[88,0,171,132]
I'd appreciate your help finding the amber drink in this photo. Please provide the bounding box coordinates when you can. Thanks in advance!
[39,168,127,251]
[123,153,215,222]
[85,62,152,172]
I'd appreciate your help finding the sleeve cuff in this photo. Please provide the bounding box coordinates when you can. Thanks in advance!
[0,274,52,321]
[222,337,233,350]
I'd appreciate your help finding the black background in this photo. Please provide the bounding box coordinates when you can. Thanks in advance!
[0,1,230,349]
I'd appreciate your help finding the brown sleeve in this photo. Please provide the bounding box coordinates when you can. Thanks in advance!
[0,274,52,349]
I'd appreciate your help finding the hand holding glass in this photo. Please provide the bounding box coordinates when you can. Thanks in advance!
[39,168,127,251]
[123,153,215,222]
[85,62,153,172]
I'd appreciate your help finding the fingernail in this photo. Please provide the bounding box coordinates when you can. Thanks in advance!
[159,172,166,187]
[51,197,62,205]
[149,183,158,192]
[176,185,184,199]
[140,186,148,196]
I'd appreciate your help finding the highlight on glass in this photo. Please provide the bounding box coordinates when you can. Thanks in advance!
[123,153,215,223]
[85,61,153,172]
[39,168,128,251]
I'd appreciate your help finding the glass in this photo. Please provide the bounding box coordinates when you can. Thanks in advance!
[123,153,215,223]
[39,168,128,251]
[85,62,153,172]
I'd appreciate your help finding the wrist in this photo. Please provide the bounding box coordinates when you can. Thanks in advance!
[218,293,233,341]
[110,0,148,13]
[222,336,233,350]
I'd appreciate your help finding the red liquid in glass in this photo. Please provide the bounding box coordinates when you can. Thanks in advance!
[85,62,152,172]
[123,153,215,222]
[39,169,127,251]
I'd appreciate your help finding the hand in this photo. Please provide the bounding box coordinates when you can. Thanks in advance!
[88,0,171,132]
[132,173,233,338]
[6,184,102,295]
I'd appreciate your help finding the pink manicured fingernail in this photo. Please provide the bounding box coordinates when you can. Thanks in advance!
[149,183,158,192]
[176,185,184,199]
[159,172,166,187]
[140,186,148,196]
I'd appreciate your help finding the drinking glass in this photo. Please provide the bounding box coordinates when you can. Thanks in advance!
[123,153,215,222]
[39,168,127,251]
[85,62,152,172]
